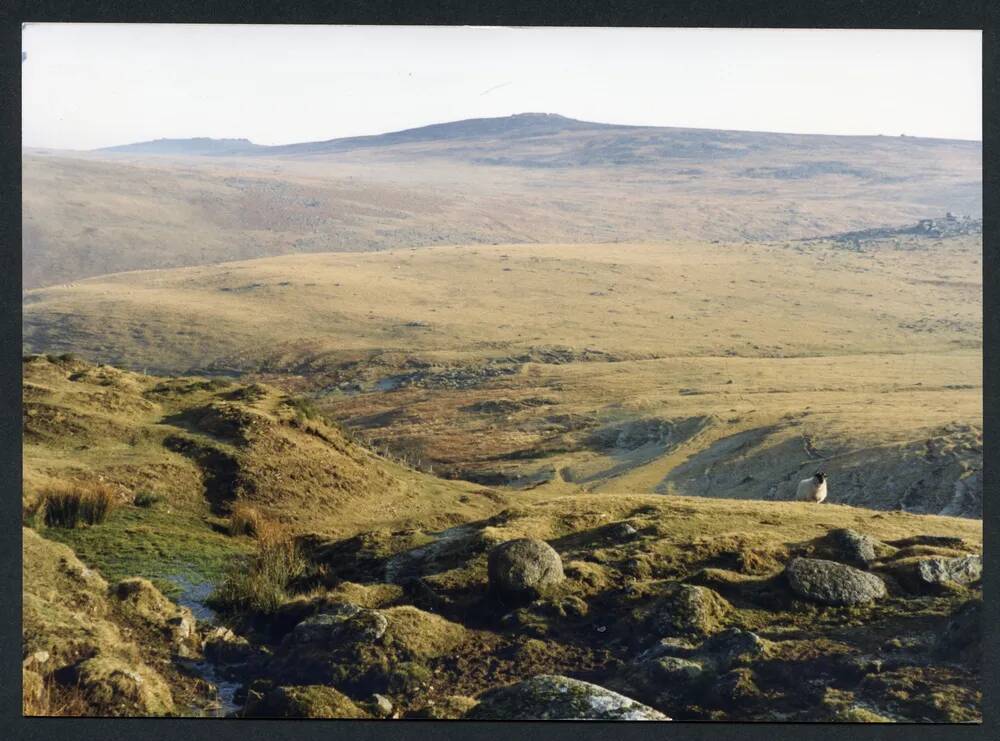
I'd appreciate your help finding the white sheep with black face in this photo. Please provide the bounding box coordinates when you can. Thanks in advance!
[797,472,828,503]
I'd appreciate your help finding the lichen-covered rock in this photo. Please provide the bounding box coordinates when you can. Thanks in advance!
[72,656,175,716]
[243,684,369,718]
[466,674,670,720]
[916,555,981,587]
[696,629,768,672]
[708,668,762,708]
[785,557,887,605]
[488,538,565,603]
[649,584,731,637]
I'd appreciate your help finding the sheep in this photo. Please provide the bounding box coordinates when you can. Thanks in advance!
[797,472,828,503]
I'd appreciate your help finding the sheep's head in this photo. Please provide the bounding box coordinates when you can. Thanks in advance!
[814,472,826,483]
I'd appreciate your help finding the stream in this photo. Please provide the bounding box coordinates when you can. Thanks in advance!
[166,574,244,718]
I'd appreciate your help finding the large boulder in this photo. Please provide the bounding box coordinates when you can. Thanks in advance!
[466,674,670,720]
[785,558,887,606]
[488,539,565,603]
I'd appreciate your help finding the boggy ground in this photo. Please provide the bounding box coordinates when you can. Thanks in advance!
[21,356,982,720]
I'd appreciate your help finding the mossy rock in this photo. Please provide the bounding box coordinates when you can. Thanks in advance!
[466,674,669,720]
[72,656,175,716]
[244,685,369,718]
[488,538,565,603]
[648,583,731,637]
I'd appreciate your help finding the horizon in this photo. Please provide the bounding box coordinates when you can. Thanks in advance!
[22,25,982,149]
[25,111,985,153]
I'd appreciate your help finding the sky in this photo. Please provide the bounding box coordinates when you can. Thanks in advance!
[21,25,982,149]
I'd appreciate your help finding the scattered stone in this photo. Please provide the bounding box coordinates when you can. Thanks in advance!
[488,539,565,603]
[785,557,887,605]
[466,674,670,720]
[406,694,478,719]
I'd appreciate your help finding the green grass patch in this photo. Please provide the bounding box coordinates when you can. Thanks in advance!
[43,499,250,600]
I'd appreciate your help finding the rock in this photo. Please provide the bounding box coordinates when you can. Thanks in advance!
[611,655,709,709]
[608,522,639,540]
[203,626,254,664]
[243,684,369,718]
[72,656,175,716]
[916,555,981,587]
[824,528,880,568]
[785,557,887,605]
[696,629,768,672]
[488,539,565,603]
[649,584,731,637]
[288,604,382,645]
[370,693,394,718]
[466,674,670,720]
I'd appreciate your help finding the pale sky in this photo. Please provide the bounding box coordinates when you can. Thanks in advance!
[22,24,982,150]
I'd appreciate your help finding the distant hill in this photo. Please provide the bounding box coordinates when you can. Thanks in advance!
[22,112,981,289]
[99,137,266,156]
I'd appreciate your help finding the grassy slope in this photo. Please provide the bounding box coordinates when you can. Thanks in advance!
[23,237,982,513]
[23,355,499,597]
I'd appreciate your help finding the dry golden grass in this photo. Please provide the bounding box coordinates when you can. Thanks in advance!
[39,481,120,529]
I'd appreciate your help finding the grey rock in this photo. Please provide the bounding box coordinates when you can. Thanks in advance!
[488,539,565,603]
[916,555,981,587]
[785,557,887,605]
[826,528,879,568]
[466,674,670,720]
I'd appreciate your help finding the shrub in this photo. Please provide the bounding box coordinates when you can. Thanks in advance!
[42,482,119,528]
[209,535,306,616]
[132,491,163,508]
[285,396,325,423]
[228,501,264,537]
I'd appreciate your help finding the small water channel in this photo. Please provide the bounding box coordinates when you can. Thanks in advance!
[166,574,243,718]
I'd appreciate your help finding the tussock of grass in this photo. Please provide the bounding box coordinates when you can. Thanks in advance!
[42,482,119,528]
[228,501,264,537]
[132,491,163,508]
[209,533,307,616]
[23,672,91,717]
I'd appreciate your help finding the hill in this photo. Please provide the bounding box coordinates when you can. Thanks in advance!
[23,113,981,289]
[23,235,982,517]
[21,355,983,719]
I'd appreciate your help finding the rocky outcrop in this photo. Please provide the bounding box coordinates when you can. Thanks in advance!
[785,558,887,605]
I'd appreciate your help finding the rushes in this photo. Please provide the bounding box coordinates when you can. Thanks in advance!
[40,482,119,528]
[211,514,305,615]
